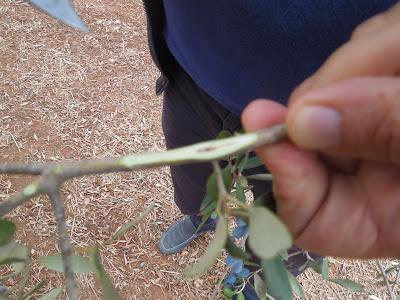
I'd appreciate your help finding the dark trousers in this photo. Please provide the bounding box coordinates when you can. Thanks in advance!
[160,58,322,273]
[162,62,271,215]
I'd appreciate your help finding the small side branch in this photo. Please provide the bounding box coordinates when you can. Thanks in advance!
[376,260,396,300]
[0,163,45,175]
[212,161,227,197]
[49,189,78,300]
[0,181,41,217]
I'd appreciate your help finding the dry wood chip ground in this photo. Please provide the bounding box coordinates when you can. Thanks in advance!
[0,0,398,299]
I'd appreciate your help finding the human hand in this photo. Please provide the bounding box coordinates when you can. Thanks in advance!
[242,2,400,258]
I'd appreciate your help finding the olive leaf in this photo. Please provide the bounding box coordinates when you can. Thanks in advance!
[184,218,228,278]
[262,256,292,300]
[38,287,63,300]
[248,206,292,259]
[89,246,123,300]
[40,254,93,274]
[0,219,16,246]
[329,278,364,292]
[110,203,154,241]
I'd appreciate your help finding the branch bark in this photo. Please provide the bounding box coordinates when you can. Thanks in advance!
[0,124,287,299]
[48,188,78,300]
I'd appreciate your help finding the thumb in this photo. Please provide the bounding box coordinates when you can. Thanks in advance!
[287,77,400,164]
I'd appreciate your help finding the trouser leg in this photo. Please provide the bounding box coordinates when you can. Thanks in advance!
[161,64,241,215]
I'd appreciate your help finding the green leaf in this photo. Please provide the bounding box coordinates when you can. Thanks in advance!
[0,242,28,267]
[40,254,94,273]
[237,292,245,300]
[38,287,63,300]
[243,156,263,170]
[0,219,16,246]
[254,273,267,300]
[11,244,28,273]
[287,271,305,299]
[110,203,154,241]
[237,152,249,173]
[0,296,10,300]
[200,194,214,212]
[200,195,217,219]
[223,287,234,298]
[217,130,233,140]
[89,246,123,300]
[321,257,329,280]
[236,176,246,203]
[225,237,250,260]
[279,250,289,261]
[309,257,329,279]
[248,207,292,259]
[206,166,232,202]
[261,256,292,300]
[184,218,228,278]
[329,278,364,292]
[246,174,273,181]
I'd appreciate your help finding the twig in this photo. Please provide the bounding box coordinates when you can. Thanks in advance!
[212,161,227,196]
[0,124,287,299]
[0,163,45,175]
[246,174,273,181]
[48,188,78,300]
[0,181,42,216]
[0,125,287,218]
[211,269,229,299]
[392,264,400,296]
[376,260,396,300]
[9,132,21,152]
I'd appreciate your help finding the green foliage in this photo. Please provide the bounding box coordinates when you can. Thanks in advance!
[0,219,16,246]
[206,165,232,202]
[217,130,233,140]
[223,287,234,299]
[329,278,364,292]
[235,176,246,203]
[0,242,28,266]
[242,156,263,170]
[89,246,123,300]
[225,238,250,260]
[248,206,292,259]
[254,273,267,299]
[321,257,329,280]
[40,254,94,273]
[38,288,63,300]
[184,217,228,278]
[287,271,305,299]
[261,256,292,300]
[110,203,154,241]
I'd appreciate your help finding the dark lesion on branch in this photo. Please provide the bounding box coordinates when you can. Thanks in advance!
[0,124,287,300]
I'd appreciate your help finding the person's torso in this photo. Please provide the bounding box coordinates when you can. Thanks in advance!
[162,0,396,114]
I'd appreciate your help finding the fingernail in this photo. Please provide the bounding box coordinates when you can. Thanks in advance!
[290,106,341,149]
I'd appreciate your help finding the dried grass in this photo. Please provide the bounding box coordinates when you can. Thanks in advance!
[0,0,397,299]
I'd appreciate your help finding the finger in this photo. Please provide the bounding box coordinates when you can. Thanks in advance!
[287,77,400,164]
[242,99,329,237]
[351,2,400,39]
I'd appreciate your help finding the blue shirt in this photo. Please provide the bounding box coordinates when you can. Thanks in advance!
[163,0,395,115]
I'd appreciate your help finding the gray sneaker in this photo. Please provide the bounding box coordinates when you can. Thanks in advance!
[158,215,216,255]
